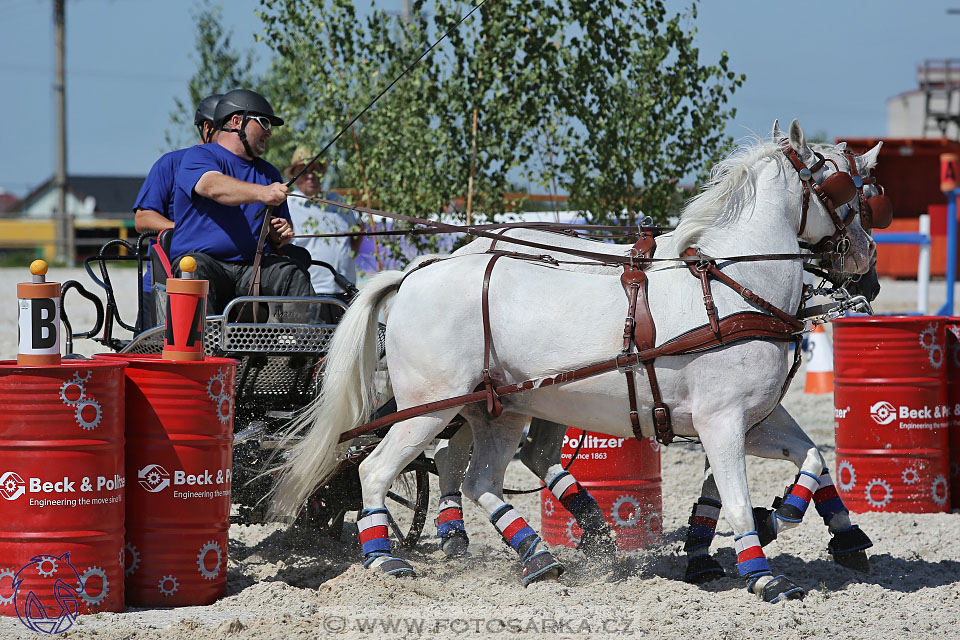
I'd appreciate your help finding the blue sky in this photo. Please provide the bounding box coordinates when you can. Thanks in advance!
[1,0,958,199]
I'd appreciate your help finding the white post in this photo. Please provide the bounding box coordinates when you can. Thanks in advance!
[918,214,931,314]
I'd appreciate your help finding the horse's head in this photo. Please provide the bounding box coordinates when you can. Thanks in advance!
[777,119,874,276]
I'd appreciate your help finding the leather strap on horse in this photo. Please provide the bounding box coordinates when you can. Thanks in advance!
[481,254,505,417]
[337,310,802,444]
[618,231,673,444]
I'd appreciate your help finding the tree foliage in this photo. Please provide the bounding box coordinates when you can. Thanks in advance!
[176,0,744,264]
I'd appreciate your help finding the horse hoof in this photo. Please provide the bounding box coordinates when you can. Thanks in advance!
[760,575,805,603]
[577,529,618,565]
[363,554,416,577]
[832,549,870,573]
[684,555,725,584]
[522,550,565,587]
[828,525,873,555]
[441,532,470,558]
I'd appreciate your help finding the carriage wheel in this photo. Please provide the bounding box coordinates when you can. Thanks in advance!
[384,463,430,549]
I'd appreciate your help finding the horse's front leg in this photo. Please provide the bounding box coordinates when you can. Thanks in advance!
[752,406,873,571]
[697,408,805,603]
[461,412,565,586]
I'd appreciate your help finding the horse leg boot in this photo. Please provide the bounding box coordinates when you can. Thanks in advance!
[748,407,872,571]
[462,413,564,586]
[358,408,462,577]
[433,422,473,556]
[682,463,725,583]
[699,417,804,603]
[520,419,617,564]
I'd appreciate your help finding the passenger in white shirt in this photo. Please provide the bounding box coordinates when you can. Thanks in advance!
[284,147,363,309]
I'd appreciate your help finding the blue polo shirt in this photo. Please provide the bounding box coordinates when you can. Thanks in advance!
[133,148,188,291]
[172,143,290,262]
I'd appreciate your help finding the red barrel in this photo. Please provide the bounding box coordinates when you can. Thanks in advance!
[834,317,950,513]
[0,360,126,618]
[95,353,234,607]
[947,321,960,508]
[541,429,662,550]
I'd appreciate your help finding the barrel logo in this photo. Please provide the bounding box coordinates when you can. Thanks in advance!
[137,464,171,493]
[0,472,26,501]
[869,401,897,425]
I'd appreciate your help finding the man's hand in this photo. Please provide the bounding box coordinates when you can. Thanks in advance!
[269,217,294,246]
[260,182,289,206]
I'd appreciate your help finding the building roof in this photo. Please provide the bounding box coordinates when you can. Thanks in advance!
[15,175,145,215]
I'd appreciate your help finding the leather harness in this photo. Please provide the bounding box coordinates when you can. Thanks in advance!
[336,142,859,446]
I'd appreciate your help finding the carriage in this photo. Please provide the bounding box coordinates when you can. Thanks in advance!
[58,230,436,549]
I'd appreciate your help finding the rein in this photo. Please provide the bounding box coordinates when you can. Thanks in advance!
[297,194,827,268]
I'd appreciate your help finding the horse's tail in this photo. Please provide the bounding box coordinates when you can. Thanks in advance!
[268,268,406,520]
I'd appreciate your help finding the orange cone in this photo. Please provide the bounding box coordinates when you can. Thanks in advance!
[804,324,834,394]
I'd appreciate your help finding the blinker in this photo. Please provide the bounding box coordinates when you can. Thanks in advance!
[865,194,893,229]
[820,172,857,206]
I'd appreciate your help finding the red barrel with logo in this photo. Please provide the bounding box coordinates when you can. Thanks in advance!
[541,429,662,550]
[0,360,126,618]
[95,353,234,607]
[947,321,960,508]
[833,317,949,512]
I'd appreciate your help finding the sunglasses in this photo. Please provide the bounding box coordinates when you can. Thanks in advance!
[248,115,272,132]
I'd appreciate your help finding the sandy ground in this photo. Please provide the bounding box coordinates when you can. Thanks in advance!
[0,267,958,639]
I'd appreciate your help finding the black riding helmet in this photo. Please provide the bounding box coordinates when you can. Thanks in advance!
[194,93,223,126]
[194,93,222,143]
[214,89,284,129]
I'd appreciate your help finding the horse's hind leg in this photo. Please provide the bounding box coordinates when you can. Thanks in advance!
[433,422,473,556]
[682,461,726,583]
[461,411,564,586]
[697,411,805,603]
[357,407,462,577]
[520,419,617,564]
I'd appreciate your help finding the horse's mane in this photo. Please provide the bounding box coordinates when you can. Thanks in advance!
[670,138,783,255]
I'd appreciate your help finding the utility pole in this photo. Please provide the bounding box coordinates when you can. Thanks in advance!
[401,0,411,23]
[54,0,74,266]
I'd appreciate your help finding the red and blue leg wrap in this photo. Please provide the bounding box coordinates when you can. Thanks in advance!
[548,471,604,533]
[358,508,414,576]
[436,491,467,540]
[734,531,771,579]
[813,468,847,522]
[491,504,539,559]
[776,470,820,523]
[684,497,721,555]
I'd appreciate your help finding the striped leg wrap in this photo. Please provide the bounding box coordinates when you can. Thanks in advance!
[490,504,564,585]
[734,531,771,579]
[548,471,605,533]
[436,491,468,541]
[358,508,414,576]
[813,469,847,522]
[776,471,820,523]
[684,498,721,556]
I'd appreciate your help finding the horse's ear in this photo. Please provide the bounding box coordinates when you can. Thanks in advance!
[834,141,847,153]
[860,142,883,170]
[771,119,784,140]
[788,119,807,155]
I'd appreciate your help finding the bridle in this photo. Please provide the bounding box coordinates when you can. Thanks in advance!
[780,140,858,255]
[843,150,894,232]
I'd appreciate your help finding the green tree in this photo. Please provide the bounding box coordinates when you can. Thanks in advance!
[550,1,744,225]
[165,0,261,150]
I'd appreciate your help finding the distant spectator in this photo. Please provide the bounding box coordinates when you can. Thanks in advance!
[285,146,363,307]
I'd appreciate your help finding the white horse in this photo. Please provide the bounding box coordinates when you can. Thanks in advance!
[431,129,883,581]
[271,120,860,602]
